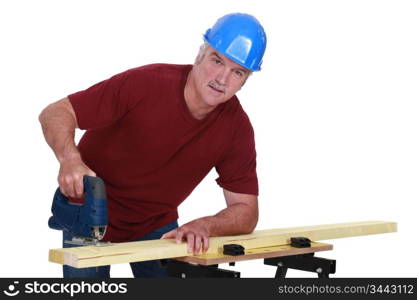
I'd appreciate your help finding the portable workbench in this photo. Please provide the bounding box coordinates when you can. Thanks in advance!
[165,241,335,278]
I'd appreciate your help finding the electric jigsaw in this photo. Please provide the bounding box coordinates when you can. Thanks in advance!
[48,176,109,246]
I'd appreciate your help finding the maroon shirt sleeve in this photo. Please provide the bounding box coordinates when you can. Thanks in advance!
[215,113,259,196]
[68,67,151,130]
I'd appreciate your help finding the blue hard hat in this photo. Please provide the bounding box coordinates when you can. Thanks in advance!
[203,13,267,71]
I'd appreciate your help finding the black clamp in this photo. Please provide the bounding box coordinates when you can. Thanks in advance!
[290,237,311,248]
[223,244,245,256]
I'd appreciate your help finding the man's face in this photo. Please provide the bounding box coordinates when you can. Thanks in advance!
[192,45,250,108]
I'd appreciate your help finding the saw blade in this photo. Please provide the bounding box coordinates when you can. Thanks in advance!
[65,236,112,247]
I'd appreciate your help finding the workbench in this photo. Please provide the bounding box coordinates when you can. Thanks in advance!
[165,242,336,278]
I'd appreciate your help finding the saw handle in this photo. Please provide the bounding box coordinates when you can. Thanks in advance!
[48,176,108,238]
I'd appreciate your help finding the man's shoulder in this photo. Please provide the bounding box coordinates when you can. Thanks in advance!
[126,63,192,78]
[225,96,250,121]
[220,96,254,136]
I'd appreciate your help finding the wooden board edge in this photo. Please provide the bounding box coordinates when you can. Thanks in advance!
[48,248,64,265]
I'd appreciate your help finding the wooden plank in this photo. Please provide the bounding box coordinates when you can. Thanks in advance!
[176,242,333,265]
[49,220,396,268]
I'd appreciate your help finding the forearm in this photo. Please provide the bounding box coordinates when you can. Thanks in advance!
[39,98,80,163]
[39,98,95,197]
[161,191,258,254]
[204,202,258,236]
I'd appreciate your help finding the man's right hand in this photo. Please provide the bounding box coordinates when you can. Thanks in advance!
[58,156,96,199]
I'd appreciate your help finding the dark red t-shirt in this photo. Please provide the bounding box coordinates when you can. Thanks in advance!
[68,64,258,242]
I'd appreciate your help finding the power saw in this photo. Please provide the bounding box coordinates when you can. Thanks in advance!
[48,176,109,246]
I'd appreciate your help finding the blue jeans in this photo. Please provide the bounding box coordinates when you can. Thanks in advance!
[63,220,178,278]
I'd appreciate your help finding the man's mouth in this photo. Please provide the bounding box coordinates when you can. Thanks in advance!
[208,83,225,94]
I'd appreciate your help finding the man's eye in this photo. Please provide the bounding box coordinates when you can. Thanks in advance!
[214,59,222,64]
[235,70,243,77]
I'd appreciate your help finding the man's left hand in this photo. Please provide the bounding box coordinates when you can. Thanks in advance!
[161,218,212,255]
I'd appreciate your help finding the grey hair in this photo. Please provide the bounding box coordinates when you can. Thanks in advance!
[194,42,210,64]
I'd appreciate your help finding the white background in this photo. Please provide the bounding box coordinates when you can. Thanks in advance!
[0,0,416,277]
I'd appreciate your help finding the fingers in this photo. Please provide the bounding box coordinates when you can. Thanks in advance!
[203,236,210,253]
[160,222,210,255]
[58,158,95,199]
[186,233,194,253]
[161,229,176,239]
[191,235,209,254]
[87,170,97,177]
[161,229,186,247]
[194,235,202,254]
[186,234,209,255]
[176,230,185,244]
[73,175,84,198]
[58,176,71,197]
[59,174,84,198]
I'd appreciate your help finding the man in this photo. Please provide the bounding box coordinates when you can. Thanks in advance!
[39,13,267,278]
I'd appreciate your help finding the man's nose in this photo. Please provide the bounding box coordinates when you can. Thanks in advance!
[215,68,230,86]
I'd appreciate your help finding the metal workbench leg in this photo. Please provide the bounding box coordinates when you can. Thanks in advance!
[275,263,288,278]
[265,253,336,278]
